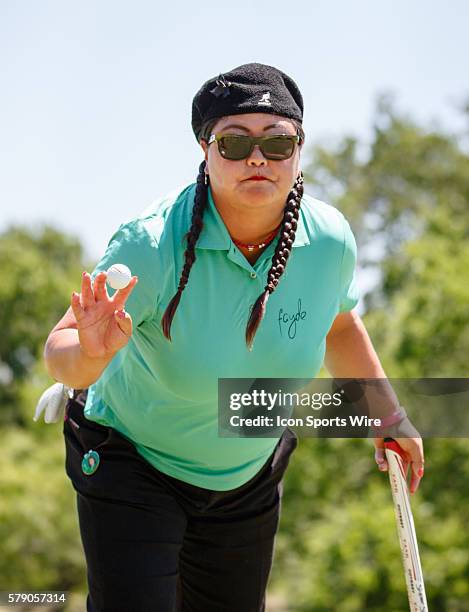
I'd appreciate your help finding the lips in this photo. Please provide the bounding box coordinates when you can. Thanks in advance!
[246,176,269,181]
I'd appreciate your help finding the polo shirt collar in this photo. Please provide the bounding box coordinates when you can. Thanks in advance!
[195,185,310,250]
[195,186,231,250]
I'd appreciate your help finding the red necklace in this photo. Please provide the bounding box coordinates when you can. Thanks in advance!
[231,222,282,252]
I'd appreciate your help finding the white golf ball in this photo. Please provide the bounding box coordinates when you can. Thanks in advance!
[106,264,132,290]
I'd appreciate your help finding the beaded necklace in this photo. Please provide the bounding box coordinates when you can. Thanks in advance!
[231,222,282,252]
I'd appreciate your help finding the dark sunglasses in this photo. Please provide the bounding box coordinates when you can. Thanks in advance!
[208,133,301,161]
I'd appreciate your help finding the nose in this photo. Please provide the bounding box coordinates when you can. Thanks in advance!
[246,145,268,167]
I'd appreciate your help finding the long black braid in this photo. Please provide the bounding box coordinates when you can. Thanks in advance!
[245,171,304,350]
[161,160,208,340]
[161,121,305,349]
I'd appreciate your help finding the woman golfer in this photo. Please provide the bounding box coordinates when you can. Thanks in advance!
[44,63,424,612]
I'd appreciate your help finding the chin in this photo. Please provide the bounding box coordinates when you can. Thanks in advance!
[238,188,277,208]
[240,180,276,192]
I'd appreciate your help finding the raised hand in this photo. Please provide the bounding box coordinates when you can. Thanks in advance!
[70,271,138,359]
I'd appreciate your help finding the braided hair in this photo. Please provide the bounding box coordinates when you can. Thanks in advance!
[160,159,208,341]
[245,171,303,350]
[161,119,305,350]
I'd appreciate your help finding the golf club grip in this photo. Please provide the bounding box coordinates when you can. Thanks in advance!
[384,438,428,612]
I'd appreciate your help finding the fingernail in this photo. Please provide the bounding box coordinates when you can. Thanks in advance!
[116,310,126,319]
[82,271,87,277]
[418,467,424,477]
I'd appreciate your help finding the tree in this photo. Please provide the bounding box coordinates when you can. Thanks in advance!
[303,92,469,376]
[0,226,86,426]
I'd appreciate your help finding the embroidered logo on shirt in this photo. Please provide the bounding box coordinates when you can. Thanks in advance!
[278,298,307,339]
[258,92,271,106]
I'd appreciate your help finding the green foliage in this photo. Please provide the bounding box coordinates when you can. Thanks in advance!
[304,93,469,376]
[365,234,469,376]
[273,438,469,611]
[0,225,89,602]
[0,425,86,592]
[0,226,86,426]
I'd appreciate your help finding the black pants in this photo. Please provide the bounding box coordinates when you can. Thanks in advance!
[63,391,298,612]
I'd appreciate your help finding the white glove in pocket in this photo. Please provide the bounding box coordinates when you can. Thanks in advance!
[33,383,72,424]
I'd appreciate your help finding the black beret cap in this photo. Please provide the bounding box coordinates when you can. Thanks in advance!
[192,62,304,142]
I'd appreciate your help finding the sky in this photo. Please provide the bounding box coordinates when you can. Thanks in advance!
[1,0,468,268]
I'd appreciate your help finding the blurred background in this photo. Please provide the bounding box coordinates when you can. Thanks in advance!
[1,1,468,610]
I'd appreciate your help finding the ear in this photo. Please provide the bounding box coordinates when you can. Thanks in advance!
[200,139,209,162]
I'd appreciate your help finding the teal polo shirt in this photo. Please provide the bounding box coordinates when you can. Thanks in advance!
[84,181,359,490]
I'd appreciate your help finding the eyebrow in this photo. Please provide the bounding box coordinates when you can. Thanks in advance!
[219,123,288,133]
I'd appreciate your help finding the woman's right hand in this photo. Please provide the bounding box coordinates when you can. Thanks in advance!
[70,271,138,360]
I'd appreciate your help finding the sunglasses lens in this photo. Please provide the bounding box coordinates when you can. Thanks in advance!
[217,135,297,160]
[262,136,295,160]
[219,136,252,160]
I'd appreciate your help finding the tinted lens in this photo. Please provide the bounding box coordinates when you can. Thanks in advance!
[219,136,252,160]
[261,136,296,160]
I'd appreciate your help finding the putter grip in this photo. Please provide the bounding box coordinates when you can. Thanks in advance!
[384,437,407,460]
